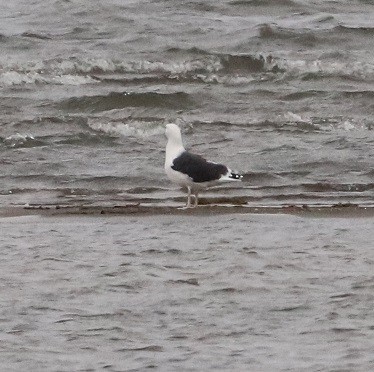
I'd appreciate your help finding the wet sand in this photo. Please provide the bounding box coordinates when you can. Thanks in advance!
[1,202,374,219]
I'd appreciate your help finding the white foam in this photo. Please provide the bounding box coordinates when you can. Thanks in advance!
[3,133,35,147]
[87,120,165,138]
[0,71,95,86]
[0,71,40,86]
[279,58,374,79]
[51,74,95,85]
[285,112,369,132]
[285,111,311,123]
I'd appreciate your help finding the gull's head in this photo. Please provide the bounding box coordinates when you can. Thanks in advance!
[165,123,182,141]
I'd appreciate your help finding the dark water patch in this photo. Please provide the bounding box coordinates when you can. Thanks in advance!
[299,72,366,82]
[302,183,374,193]
[293,159,340,172]
[184,1,218,12]
[335,25,374,36]
[142,248,162,254]
[165,46,210,56]
[257,192,369,203]
[281,90,327,101]
[109,283,137,290]
[256,144,299,154]
[242,171,281,184]
[21,32,52,40]
[330,293,355,300]
[58,91,194,113]
[2,183,127,198]
[54,318,74,324]
[258,24,318,45]
[301,72,327,81]
[323,136,359,150]
[218,53,282,73]
[220,54,266,73]
[164,48,283,74]
[241,248,259,256]
[331,327,359,334]
[243,170,311,184]
[166,248,182,255]
[247,120,322,133]
[127,187,164,194]
[208,287,241,294]
[363,170,374,177]
[117,345,163,352]
[340,90,374,99]
[192,117,321,135]
[168,278,199,286]
[351,278,374,290]
[198,196,248,206]
[270,304,309,312]
[12,115,89,130]
[230,0,297,6]
[41,257,73,263]
[55,132,117,146]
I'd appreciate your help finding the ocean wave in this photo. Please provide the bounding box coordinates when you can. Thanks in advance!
[335,25,374,36]
[0,51,281,88]
[0,51,372,90]
[277,58,374,81]
[0,70,96,87]
[191,114,373,134]
[281,90,326,101]
[257,23,374,44]
[58,91,194,113]
[2,133,45,148]
[258,23,318,45]
[0,55,222,77]
[87,119,165,138]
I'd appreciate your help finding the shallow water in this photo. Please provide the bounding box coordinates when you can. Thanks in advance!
[1,213,374,371]
[0,0,374,208]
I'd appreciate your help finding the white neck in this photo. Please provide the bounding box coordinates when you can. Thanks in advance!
[165,136,185,168]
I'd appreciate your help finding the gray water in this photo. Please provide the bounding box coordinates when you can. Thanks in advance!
[1,213,374,371]
[0,0,373,207]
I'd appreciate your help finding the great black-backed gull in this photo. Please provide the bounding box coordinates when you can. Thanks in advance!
[164,123,242,208]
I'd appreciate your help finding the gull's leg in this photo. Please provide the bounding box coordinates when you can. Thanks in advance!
[186,186,192,208]
[178,186,192,209]
[193,192,199,207]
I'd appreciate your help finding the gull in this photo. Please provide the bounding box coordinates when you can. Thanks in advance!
[164,124,242,208]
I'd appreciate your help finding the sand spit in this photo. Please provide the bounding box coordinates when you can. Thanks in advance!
[1,202,374,218]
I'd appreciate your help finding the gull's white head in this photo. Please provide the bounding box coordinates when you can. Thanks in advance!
[165,123,181,140]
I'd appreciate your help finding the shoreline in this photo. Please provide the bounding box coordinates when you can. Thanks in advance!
[1,202,374,218]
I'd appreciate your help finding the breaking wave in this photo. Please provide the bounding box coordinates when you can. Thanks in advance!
[1,49,373,88]
[87,119,165,138]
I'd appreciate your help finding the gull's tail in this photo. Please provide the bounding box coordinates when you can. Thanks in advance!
[228,171,243,180]
[219,169,243,182]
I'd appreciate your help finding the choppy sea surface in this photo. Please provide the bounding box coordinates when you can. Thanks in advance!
[0,0,373,208]
[1,1,374,371]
